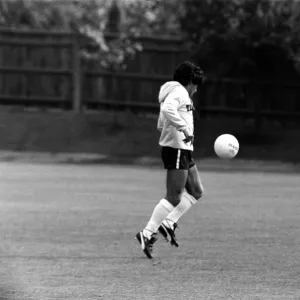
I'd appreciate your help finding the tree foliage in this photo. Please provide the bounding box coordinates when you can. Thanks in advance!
[120,0,183,37]
[181,0,300,79]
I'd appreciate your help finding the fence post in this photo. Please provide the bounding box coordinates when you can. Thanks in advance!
[72,34,82,112]
[254,84,262,132]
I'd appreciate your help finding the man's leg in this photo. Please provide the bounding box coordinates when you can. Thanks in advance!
[160,164,204,246]
[136,169,188,258]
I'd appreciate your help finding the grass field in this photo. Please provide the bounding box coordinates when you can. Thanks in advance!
[0,162,299,300]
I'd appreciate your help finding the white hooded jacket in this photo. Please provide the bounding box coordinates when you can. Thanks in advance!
[157,81,194,151]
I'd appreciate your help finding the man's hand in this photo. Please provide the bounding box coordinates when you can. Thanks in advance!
[183,135,194,144]
[183,129,194,144]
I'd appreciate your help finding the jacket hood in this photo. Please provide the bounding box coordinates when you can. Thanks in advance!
[158,81,183,103]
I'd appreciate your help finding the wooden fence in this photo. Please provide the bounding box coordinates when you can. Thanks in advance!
[0,28,77,109]
[1,28,300,122]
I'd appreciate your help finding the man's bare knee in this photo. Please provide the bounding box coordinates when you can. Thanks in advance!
[194,190,203,200]
[190,186,204,200]
[186,165,204,201]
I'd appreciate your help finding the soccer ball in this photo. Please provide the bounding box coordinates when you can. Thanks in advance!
[214,134,239,159]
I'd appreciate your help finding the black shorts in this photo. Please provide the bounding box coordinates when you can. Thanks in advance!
[161,146,195,170]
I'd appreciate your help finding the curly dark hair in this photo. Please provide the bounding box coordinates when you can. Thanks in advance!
[173,61,204,86]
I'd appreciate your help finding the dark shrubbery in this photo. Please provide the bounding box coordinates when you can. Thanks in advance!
[181,0,300,81]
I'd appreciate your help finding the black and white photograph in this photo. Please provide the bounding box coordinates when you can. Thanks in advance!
[0,0,299,299]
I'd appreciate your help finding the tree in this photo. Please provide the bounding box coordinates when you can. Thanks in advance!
[120,0,183,37]
[181,0,300,80]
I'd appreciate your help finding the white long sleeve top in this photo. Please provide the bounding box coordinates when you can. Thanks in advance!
[157,81,194,151]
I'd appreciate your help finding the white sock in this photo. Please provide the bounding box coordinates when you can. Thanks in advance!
[143,198,174,239]
[163,191,197,229]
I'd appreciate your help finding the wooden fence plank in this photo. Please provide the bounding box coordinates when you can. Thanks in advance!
[0,67,72,76]
[0,39,72,47]
[71,36,82,112]
[86,71,171,82]
[0,94,68,103]
[0,28,73,37]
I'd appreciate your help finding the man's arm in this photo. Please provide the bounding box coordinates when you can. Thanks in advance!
[161,93,192,138]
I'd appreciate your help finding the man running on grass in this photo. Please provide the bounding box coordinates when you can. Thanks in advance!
[136,61,205,259]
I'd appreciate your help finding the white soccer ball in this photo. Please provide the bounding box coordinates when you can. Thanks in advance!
[214,134,239,159]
